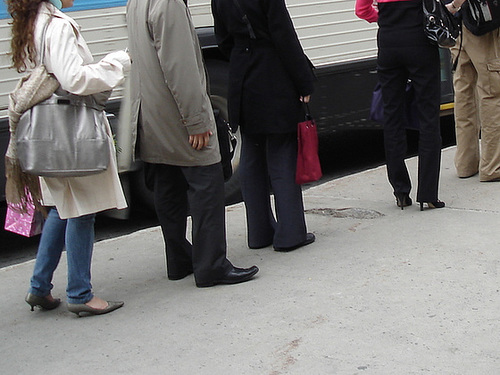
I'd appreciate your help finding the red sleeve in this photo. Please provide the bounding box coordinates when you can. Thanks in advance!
[355,0,378,23]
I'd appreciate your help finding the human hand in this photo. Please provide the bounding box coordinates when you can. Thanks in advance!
[189,131,212,150]
[446,0,461,14]
[300,95,311,103]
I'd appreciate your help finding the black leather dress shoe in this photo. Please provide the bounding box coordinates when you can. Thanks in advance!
[196,265,259,287]
[274,233,315,252]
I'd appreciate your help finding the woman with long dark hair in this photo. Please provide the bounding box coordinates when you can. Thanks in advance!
[7,0,131,315]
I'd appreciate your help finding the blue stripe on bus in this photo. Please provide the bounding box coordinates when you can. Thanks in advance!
[0,1,127,20]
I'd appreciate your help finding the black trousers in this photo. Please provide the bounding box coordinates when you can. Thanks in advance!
[145,162,232,284]
[377,1,442,202]
[239,132,307,248]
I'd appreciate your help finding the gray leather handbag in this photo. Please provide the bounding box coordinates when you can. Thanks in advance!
[16,89,110,177]
[15,20,110,178]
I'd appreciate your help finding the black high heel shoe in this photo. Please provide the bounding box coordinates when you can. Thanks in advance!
[394,193,412,210]
[25,293,61,311]
[419,200,445,211]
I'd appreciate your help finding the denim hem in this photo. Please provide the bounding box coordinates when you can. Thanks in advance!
[28,288,50,298]
[67,293,93,305]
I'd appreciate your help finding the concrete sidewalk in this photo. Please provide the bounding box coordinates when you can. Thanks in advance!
[1,146,499,375]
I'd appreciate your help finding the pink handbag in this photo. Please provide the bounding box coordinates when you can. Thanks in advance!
[296,104,322,184]
[4,200,43,237]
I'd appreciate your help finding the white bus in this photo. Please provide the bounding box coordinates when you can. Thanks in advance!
[0,0,455,209]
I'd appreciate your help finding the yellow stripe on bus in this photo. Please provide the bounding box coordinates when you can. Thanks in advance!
[440,102,454,111]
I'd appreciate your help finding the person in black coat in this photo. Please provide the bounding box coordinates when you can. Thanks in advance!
[212,0,316,251]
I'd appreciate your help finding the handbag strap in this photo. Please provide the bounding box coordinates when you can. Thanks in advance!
[232,0,257,39]
[38,19,52,66]
[303,102,313,121]
[451,32,463,72]
[38,15,78,65]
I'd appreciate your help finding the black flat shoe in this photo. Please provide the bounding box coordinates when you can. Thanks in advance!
[25,293,61,311]
[196,266,259,287]
[419,200,445,211]
[274,233,315,252]
[248,242,273,249]
[67,301,124,317]
[394,193,412,210]
[168,269,193,281]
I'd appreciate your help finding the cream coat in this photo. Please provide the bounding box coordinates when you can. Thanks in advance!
[34,3,131,219]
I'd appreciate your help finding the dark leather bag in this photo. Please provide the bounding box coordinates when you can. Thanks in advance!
[423,0,461,47]
[214,109,237,182]
[462,0,500,35]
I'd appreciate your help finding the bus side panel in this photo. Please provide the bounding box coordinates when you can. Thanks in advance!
[310,48,455,134]
[286,0,378,67]
[311,59,380,134]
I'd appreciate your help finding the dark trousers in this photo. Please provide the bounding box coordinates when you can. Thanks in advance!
[145,162,232,284]
[240,132,307,248]
[377,1,442,202]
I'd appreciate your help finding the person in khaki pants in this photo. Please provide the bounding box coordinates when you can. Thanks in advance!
[447,0,500,182]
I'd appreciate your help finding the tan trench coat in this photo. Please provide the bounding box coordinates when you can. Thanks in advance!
[34,3,131,219]
[126,0,221,167]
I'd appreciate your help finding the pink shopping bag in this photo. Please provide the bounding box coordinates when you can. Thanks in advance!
[4,200,43,237]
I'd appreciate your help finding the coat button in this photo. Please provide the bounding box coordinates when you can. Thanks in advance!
[245,47,249,52]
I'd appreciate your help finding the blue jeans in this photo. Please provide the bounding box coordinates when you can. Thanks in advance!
[29,208,96,304]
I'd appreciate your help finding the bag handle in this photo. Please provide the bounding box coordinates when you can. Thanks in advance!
[303,102,313,121]
[232,0,257,39]
[39,15,79,65]
[451,32,463,72]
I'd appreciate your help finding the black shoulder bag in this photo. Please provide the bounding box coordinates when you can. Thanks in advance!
[423,0,461,47]
[462,0,500,35]
[214,109,237,182]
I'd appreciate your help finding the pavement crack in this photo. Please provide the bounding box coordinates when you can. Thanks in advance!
[306,207,384,219]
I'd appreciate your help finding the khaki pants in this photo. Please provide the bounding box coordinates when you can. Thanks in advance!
[451,27,500,181]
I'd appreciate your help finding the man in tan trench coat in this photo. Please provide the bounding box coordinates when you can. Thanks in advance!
[126,0,258,287]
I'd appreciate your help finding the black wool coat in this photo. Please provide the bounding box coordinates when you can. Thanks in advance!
[212,0,315,134]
